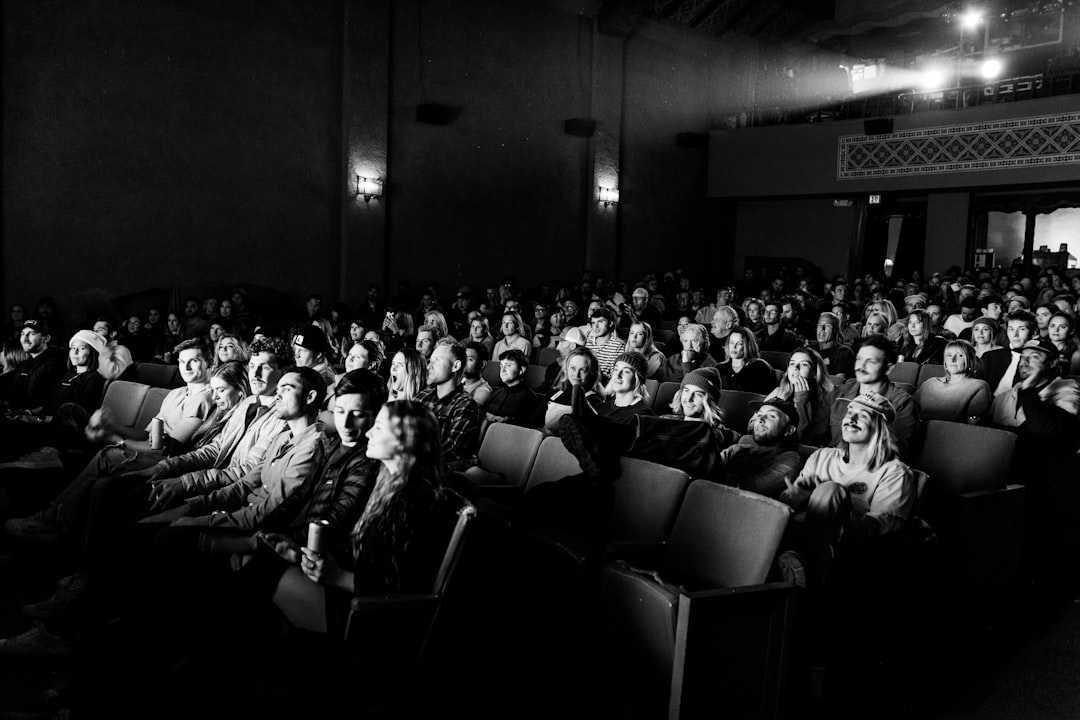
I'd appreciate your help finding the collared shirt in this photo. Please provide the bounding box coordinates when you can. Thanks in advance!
[189,422,325,530]
[414,386,482,463]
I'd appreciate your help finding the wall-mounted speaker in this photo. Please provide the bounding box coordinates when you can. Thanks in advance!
[564,118,597,137]
[416,103,460,125]
[863,118,893,136]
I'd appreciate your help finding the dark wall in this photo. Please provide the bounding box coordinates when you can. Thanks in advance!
[3,0,749,324]
[3,0,342,323]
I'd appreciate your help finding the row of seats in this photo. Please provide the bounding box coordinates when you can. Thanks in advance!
[100,380,170,436]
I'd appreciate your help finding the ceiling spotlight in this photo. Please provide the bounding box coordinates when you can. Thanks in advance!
[981,58,1003,79]
[960,10,983,31]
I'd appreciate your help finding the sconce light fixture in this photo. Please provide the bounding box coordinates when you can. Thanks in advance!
[357,175,383,203]
[598,186,619,207]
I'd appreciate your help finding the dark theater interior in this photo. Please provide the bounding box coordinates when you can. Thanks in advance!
[2,0,1079,718]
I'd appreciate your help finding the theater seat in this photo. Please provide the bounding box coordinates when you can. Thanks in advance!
[912,420,1024,619]
[464,423,544,503]
[343,490,476,695]
[601,481,791,687]
[916,363,947,388]
[134,387,171,432]
[888,361,919,386]
[652,381,680,413]
[718,390,765,436]
[759,351,790,371]
[100,380,151,433]
[131,362,183,389]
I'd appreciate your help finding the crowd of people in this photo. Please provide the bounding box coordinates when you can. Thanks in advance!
[1,260,1078,714]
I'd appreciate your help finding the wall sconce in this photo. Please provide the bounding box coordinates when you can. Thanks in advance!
[598,186,619,207]
[357,175,383,203]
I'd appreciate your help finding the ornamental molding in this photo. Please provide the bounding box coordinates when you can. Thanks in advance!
[837,112,1080,180]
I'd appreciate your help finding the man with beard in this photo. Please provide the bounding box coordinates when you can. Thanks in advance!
[414,343,483,466]
[718,399,803,498]
[461,341,493,409]
[0,319,67,410]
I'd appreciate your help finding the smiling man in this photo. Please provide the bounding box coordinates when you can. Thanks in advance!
[828,335,918,454]
[484,348,541,427]
[719,399,803,498]
[128,336,292,512]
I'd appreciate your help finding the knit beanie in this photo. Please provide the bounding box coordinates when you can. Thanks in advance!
[680,367,722,404]
[613,351,648,385]
[69,330,108,357]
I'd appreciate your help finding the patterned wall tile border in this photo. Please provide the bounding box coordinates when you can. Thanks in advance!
[837,112,1080,180]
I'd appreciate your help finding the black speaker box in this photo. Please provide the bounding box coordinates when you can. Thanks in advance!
[864,118,894,135]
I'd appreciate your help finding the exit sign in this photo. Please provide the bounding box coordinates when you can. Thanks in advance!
[869,194,882,204]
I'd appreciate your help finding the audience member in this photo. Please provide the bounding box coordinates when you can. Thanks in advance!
[414,343,483,467]
[597,352,653,421]
[828,336,919,454]
[719,399,803,497]
[914,339,992,422]
[716,327,776,395]
[484,349,542,428]
[757,301,798,352]
[764,346,837,446]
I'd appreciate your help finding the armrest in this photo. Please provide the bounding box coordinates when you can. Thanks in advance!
[680,581,796,603]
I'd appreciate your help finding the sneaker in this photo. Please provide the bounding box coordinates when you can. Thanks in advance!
[557,415,605,480]
[777,550,807,588]
[0,623,72,657]
[22,575,90,620]
[0,446,63,470]
[4,507,63,543]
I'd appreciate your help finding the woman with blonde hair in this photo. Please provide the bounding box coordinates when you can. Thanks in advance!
[214,333,250,367]
[914,339,991,422]
[623,321,665,379]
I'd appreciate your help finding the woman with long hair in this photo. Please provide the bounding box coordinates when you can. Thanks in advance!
[623,321,665,379]
[156,311,186,363]
[386,348,427,402]
[423,310,454,343]
[1047,312,1080,376]
[598,352,654,421]
[897,309,946,365]
[716,327,776,395]
[764,346,836,445]
[914,339,991,423]
[0,338,29,377]
[214,333,250,367]
[861,312,889,339]
[188,360,252,448]
[493,312,531,359]
[866,299,905,345]
[293,400,446,634]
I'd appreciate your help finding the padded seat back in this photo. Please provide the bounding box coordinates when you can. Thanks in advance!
[482,361,502,387]
[913,420,1016,495]
[888,361,920,386]
[718,390,765,435]
[652,381,680,413]
[916,363,947,388]
[653,329,675,346]
[536,347,560,368]
[134,387,171,431]
[663,481,791,590]
[523,436,583,492]
[100,380,151,431]
[760,351,790,371]
[525,364,548,391]
[132,362,183,389]
[609,457,691,543]
[476,423,544,487]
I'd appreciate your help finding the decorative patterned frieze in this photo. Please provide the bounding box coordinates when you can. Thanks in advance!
[837,112,1080,180]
